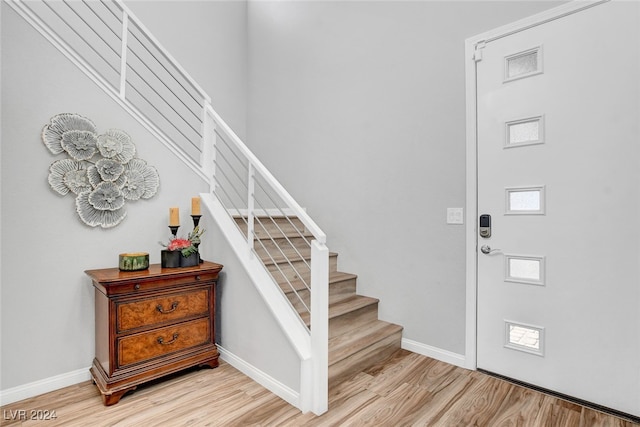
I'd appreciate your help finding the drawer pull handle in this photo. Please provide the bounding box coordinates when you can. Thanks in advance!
[156,301,179,314]
[157,333,179,345]
[195,275,201,281]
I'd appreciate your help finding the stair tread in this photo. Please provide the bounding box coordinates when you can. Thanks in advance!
[234,217,314,239]
[260,249,338,266]
[327,271,358,282]
[237,216,403,378]
[253,229,314,239]
[329,320,403,365]
[299,293,379,324]
[281,271,357,294]
[233,214,300,219]
[328,294,378,318]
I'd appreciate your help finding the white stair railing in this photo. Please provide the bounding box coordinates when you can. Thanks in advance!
[6,0,328,414]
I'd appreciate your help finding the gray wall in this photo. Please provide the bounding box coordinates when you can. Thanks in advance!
[0,1,251,391]
[125,0,248,140]
[246,1,565,354]
[126,1,301,391]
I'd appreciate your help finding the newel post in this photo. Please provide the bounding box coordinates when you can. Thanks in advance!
[310,239,329,414]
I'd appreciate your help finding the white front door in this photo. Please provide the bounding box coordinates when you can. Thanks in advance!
[474,1,639,417]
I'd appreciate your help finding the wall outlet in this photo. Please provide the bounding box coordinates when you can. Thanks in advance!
[447,208,464,224]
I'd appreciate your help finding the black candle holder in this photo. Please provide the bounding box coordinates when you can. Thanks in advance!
[168,225,179,237]
[191,215,203,263]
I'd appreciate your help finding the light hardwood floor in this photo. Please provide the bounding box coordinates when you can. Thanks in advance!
[1,349,637,426]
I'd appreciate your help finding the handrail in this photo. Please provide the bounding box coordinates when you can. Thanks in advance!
[6,0,329,414]
[5,0,208,181]
[114,1,210,103]
[205,105,327,245]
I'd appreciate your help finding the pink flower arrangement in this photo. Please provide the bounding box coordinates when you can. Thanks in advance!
[167,238,192,252]
[160,226,205,257]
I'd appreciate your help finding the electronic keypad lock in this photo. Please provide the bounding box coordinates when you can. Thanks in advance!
[479,214,491,238]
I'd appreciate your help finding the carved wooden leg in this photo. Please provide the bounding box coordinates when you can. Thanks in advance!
[198,358,219,369]
[101,386,137,406]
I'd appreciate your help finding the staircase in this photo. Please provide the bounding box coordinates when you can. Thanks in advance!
[236,216,403,387]
[7,0,403,412]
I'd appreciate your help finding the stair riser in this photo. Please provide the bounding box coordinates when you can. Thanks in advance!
[329,304,379,339]
[235,218,308,239]
[266,256,337,283]
[255,236,311,253]
[233,215,304,228]
[257,218,305,233]
[238,215,406,391]
[253,226,307,240]
[326,277,357,298]
[328,330,402,388]
[280,277,357,302]
[286,292,311,315]
[285,294,379,338]
[234,216,305,229]
[254,245,311,262]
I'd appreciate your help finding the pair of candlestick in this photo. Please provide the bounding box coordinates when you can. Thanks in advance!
[168,197,201,235]
[168,215,201,238]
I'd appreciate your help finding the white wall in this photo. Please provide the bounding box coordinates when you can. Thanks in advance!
[246,1,566,356]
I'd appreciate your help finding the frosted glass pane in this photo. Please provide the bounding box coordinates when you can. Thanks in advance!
[509,325,540,350]
[509,190,540,211]
[507,51,538,78]
[509,120,539,144]
[509,258,540,280]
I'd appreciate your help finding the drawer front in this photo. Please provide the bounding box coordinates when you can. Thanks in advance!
[117,318,210,367]
[117,288,209,332]
[104,272,218,296]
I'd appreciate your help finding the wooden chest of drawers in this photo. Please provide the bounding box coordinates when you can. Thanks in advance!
[86,261,223,405]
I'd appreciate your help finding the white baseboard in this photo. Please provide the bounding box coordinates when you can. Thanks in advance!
[0,367,91,406]
[0,343,458,407]
[402,338,467,368]
[218,345,300,409]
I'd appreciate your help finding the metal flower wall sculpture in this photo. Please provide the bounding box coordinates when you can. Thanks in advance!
[43,113,160,228]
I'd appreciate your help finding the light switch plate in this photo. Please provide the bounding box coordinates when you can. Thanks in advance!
[447,208,464,224]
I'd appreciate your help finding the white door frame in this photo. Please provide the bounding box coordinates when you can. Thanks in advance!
[463,0,609,371]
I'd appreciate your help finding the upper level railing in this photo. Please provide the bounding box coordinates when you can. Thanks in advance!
[9,0,209,178]
[6,0,328,414]
[205,105,326,316]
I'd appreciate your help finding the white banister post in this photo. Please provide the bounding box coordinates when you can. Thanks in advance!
[201,102,216,193]
[247,164,255,255]
[119,10,129,99]
[310,240,329,415]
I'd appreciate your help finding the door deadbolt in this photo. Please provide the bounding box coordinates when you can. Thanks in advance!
[479,214,491,238]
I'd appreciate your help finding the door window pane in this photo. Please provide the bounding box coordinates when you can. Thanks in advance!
[505,255,545,285]
[504,46,543,82]
[505,321,544,356]
[508,53,537,77]
[505,186,545,214]
[505,116,544,147]
[510,191,539,210]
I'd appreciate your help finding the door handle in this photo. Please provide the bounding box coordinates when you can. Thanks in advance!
[480,245,501,255]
